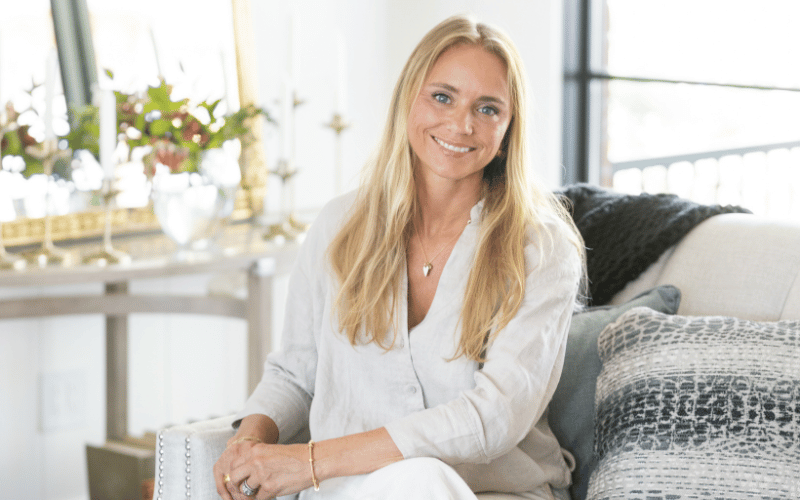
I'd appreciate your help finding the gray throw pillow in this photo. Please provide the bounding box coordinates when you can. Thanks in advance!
[548,285,681,500]
[588,308,800,499]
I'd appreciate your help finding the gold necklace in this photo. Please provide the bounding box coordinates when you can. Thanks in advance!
[413,217,471,277]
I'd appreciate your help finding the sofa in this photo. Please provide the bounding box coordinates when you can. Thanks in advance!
[154,203,800,500]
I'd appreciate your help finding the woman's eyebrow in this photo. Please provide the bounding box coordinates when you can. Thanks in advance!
[429,82,507,106]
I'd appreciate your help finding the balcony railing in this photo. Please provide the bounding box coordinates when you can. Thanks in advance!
[610,141,800,221]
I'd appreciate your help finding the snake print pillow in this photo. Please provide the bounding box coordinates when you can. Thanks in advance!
[588,307,800,500]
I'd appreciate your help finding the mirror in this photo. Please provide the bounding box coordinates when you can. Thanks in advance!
[0,0,266,248]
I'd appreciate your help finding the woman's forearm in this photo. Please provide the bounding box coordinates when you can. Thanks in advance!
[313,427,404,482]
[230,414,280,446]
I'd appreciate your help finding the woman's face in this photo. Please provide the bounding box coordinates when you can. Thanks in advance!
[407,44,511,188]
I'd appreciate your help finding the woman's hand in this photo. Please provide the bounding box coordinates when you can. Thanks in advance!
[214,415,280,500]
[214,439,262,500]
[227,443,312,499]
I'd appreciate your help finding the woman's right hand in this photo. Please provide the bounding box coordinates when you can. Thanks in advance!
[214,438,261,500]
[214,415,280,500]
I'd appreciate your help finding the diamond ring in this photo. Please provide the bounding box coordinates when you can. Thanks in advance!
[241,479,257,496]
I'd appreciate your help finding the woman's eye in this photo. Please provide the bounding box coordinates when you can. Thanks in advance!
[478,105,498,116]
[433,93,451,104]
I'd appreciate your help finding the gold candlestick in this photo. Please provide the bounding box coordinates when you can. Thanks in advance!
[21,139,72,268]
[82,180,131,266]
[324,112,350,196]
[263,158,302,241]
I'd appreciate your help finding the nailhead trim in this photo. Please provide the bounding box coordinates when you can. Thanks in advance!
[156,432,164,500]
[185,436,192,498]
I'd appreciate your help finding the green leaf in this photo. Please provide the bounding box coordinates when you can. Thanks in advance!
[149,119,172,137]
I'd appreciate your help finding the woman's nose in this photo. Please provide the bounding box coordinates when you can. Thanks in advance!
[447,106,473,135]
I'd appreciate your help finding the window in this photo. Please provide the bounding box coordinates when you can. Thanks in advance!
[563,0,800,220]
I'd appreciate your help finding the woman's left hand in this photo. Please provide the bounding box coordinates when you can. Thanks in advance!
[227,443,312,499]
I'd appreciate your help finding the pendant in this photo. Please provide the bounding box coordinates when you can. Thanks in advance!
[422,262,433,277]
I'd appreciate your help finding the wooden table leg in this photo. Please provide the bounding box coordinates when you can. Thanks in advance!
[105,281,128,442]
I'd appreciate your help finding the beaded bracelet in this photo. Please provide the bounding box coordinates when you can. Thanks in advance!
[308,440,320,491]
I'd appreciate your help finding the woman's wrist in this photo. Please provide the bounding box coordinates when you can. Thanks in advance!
[230,414,280,446]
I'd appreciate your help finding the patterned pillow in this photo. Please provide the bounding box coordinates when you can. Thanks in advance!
[588,307,800,500]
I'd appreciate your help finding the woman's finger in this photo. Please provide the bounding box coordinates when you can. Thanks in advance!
[213,464,236,500]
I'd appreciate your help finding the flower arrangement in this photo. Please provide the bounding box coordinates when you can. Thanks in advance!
[67,77,271,178]
[0,99,59,177]
[2,78,271,182]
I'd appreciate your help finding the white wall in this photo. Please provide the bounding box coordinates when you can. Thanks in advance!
[0,2,563,499]
[254,0,564,221]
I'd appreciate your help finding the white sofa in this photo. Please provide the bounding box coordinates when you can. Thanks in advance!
[154,212,800,500]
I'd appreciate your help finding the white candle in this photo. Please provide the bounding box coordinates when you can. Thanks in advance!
[220,49,232,109]
[288,12,299,81]
[335,33,347,115]
[44,49,57,140]
[99,88,116,180]
[150,26,163,78]
[281,75,293,161]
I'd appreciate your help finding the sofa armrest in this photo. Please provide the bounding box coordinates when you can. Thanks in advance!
[155,416,304,500]
[155,415,236,500]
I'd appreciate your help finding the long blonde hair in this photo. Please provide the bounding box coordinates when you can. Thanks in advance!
[328,14,584,361]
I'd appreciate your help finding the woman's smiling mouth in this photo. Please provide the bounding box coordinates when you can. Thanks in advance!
[433,136,475,153]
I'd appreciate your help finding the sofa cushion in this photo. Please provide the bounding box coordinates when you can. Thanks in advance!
[588,307,800,499]
[549,285,681,500]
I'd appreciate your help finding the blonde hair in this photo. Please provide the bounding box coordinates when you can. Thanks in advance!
[328,14,584,361]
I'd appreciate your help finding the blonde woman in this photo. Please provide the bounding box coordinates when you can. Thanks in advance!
[215,14,585,500]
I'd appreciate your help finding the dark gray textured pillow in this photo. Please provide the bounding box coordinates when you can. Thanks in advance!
[588,308,800,499]
[549,285,681,500]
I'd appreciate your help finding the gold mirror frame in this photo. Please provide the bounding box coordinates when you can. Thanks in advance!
[1,0,266,248]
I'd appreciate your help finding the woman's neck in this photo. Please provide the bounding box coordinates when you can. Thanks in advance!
[414,176,481,237]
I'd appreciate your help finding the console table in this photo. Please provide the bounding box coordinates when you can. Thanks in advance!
[0,223,300,442]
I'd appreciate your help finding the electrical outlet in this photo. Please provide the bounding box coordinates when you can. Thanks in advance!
[40,370,87,432]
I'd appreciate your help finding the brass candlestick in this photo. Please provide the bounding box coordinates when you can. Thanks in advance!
[82,180,130,266]
[324,112,350,196]
[263,158,302,241]
[21,139,72,268]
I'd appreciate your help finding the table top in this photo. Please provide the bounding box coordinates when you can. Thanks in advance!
[0,222,303,288]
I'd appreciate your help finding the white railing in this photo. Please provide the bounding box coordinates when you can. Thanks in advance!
[611,141,800,221]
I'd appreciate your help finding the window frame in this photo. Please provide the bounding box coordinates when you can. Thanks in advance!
[561,0,800,187]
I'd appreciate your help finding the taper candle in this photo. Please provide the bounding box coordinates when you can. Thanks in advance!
[281,75,293,161]
[335,33,347,114]
[99,88,116,179]
[44,49,57,140]
[150,26,163,77]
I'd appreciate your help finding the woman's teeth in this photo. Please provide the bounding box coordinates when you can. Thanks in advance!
[434,137,472,153]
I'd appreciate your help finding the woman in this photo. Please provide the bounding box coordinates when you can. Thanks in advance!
[214,14,585,500]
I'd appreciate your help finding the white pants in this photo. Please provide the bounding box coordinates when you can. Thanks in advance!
[295,457,569,500]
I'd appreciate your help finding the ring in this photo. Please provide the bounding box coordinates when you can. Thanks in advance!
[241,479,257,497]
[223,474,231,483]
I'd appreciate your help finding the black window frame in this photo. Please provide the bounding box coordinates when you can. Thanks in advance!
[561,0,800,187]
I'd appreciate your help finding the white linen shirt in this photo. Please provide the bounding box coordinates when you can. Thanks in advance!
[236,192,582,494]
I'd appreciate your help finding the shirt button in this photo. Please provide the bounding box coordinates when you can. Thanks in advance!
[407,385,418,394]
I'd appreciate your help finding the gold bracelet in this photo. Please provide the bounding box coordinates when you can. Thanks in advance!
[308,440,320,491]
[229,436,264,447]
